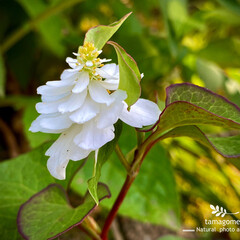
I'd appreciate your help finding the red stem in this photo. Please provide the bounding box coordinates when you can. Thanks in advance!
[100,175,135,240]
[100,129,162,239]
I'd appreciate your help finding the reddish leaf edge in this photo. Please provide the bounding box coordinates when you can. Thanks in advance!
[107,41,141,107]
[17,183,111,240]
[166,83,240,112]
[137,83,240,133]
[161,100,240,127]
[163,125,240,158]
[139,99,240,135]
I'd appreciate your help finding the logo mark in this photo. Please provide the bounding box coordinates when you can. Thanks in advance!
[210,205,239,218]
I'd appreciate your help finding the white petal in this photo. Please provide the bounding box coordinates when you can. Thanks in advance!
[36,99,63,114]
[89,80,113,106]
[66,57,78,68]
[58,89,87,113]
[41,92,70,102]
[111,89,127,101]
[70,95,100,124]
[72,71,89,93]
[74,122,115,150]
[97,102,123,129]
[46,80,74,87]
[47,156,69,180]
[46,126,92,179]
[73,52,80,56]
[99,79,119,90]
[46,126,79,179]
[100,58,112,63]
[34,113,73,130]
[69,145,91,161]
[60,67,82,80]
[29,116,64,133]
[96,63,119,79]
[120,99,161,128]
[37,84,72,96]
[97,90,127,129]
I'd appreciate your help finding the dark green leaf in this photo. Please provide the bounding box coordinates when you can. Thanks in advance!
[108,41,141,106]
[84,12,131,50]
[18,183,110,240]
[217,0,240,16]
[0,143,83,240]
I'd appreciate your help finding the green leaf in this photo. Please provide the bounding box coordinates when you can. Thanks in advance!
[217,0,240,16]
[196,58,225,91]
[167,0,188,37]
[161,125,240,169]
[18,183,110,240]
[159,0,179,57]
[88,121,122,204]
[0,143,83,240]
[17,0,72,56]
[158,83,240,133]
[71,124,180,228]
[197,39,240,68]
[0,52,5,97]
[108,41,141,106]
[84,12,132,50]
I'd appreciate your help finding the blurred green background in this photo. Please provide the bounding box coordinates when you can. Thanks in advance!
[1,0,240,239]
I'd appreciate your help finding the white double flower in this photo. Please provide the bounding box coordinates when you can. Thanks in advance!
[30,42,161,180]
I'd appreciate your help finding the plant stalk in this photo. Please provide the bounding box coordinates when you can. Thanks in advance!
[100,175,135,240]
[100,127,164,239]
[115,144,131,172]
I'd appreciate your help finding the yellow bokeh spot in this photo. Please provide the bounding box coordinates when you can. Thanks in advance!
[79,17,99,33]
[191,75,205,87]
[182,34,206,51]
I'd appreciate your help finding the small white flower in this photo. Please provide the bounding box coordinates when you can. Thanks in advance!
[30,42,161,180]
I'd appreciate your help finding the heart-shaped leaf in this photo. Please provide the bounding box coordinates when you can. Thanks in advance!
[158,83,240,133]
[108,41,141,106]
[18,183,110,240]
[0,143,83,240]
[84,12,131,50]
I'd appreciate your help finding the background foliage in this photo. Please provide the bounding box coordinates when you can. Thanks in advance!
[1,0,240,239]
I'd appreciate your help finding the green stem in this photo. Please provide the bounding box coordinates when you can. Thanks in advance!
[136,130,145,147]
[1,0,83,54]
[115,144,131,172]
